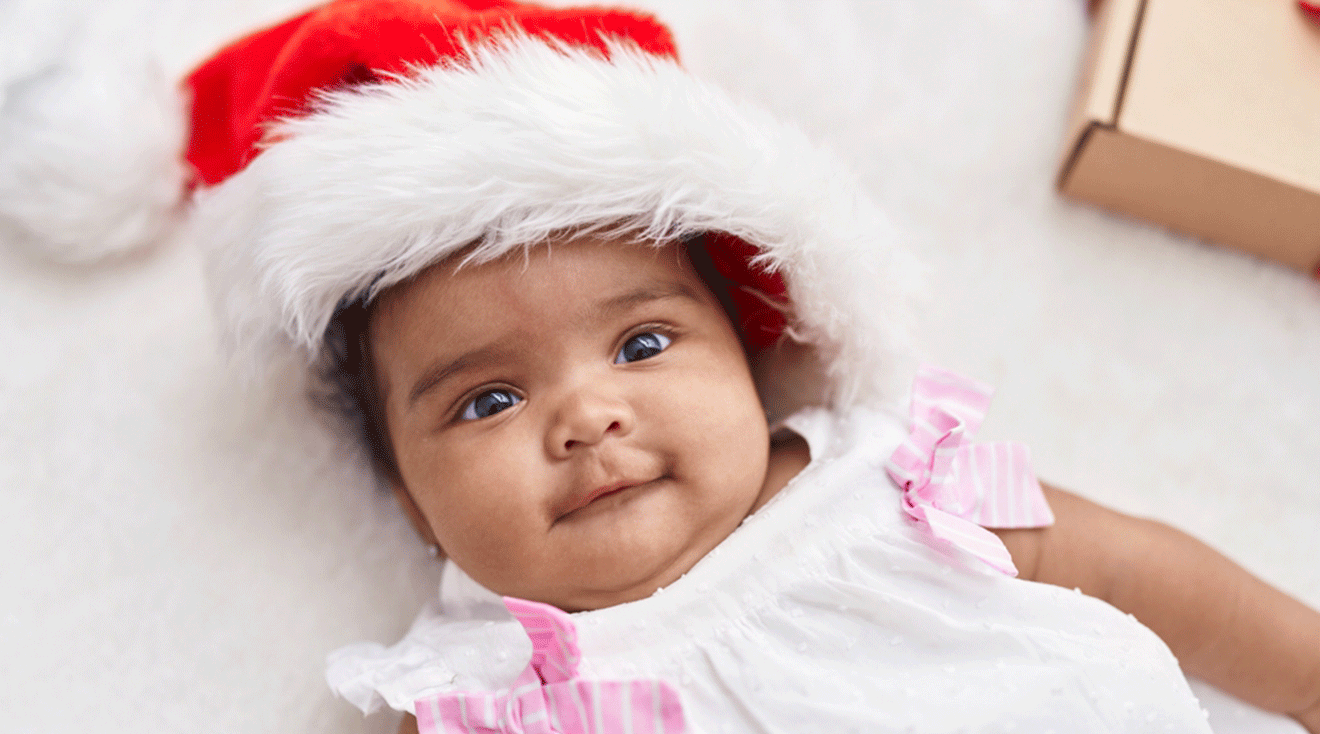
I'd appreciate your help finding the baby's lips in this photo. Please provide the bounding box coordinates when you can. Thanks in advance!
[555,473,665,521]
[554,481,624,520]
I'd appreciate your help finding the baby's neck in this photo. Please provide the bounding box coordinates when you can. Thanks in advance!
[748,432,811,515]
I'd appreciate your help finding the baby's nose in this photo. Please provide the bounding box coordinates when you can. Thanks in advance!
[546,387,635,457]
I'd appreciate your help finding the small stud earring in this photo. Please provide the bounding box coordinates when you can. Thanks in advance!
[426,544,440,558]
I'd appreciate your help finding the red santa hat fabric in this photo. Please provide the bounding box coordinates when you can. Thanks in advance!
[185,0,678,186]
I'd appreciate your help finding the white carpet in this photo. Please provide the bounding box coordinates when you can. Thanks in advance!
[2,1,1316,732]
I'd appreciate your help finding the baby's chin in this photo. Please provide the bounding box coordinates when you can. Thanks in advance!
[497,527,732,613]
[468,467,775,612]
[540,563,696,613]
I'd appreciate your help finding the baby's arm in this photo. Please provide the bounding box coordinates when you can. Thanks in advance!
[994,485,1320,731]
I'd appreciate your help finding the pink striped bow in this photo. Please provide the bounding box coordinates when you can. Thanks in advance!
[885,366,1055,576]
[414,598,686,734]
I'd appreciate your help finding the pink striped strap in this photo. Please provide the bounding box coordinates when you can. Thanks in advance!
[414,598,686,734]
[885,365,1054,576]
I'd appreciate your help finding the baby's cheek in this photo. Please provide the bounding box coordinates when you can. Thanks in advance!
[425,470,540,592]
[412,444,530,544]
[683,368,769,485]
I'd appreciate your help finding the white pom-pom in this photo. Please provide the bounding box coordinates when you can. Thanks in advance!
[0,3,187,264]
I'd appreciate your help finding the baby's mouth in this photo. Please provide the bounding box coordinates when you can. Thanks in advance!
[555,476,664,522]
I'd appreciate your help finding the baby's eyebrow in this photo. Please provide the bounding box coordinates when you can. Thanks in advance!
[406,344,509,410]
[586,281,702,323]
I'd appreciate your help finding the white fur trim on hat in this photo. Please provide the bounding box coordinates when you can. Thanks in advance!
[193,37,922,415]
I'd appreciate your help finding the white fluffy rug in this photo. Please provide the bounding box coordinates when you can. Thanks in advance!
[3,1,1317,732]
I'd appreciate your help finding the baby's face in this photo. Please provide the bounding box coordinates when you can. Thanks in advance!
[370,233,773,611]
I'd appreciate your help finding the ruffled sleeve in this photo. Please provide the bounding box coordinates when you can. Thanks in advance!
[326,563,525,714]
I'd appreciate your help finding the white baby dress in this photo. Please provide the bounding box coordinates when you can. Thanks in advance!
[328,387,1213,733]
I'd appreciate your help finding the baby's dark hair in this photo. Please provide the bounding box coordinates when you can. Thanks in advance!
[316,294,402,483]
[312,234,742,484]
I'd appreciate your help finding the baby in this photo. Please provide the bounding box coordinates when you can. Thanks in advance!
[178,0,1320,732]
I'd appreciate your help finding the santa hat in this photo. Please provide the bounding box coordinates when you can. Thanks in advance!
[20,0,923,417]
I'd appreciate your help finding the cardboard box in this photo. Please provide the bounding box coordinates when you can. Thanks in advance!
[1059,0,1320,273]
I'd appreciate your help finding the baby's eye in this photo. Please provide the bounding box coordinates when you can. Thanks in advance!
[615,331,672,364]
[459,389,521,421]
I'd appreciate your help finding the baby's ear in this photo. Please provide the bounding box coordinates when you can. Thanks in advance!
[389,480,442,553]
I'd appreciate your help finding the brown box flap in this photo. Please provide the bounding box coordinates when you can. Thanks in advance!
[1120,0,1320,194]
[1061,0,1146,165]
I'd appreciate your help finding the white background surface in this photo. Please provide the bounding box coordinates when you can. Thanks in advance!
[2,1,1317,731]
